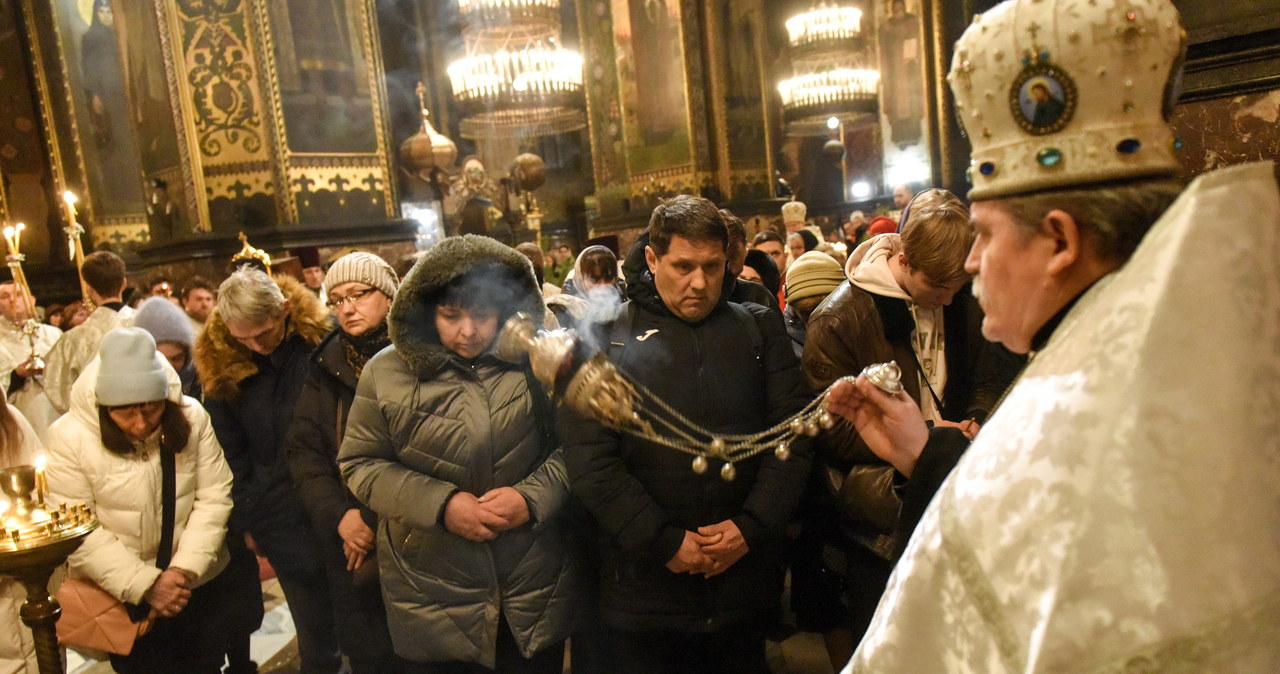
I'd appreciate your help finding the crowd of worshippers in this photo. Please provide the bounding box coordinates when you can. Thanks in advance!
[0,189,1023,674]
[4,0,1278,670]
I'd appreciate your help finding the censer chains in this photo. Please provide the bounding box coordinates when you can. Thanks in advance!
[496,313,906,482]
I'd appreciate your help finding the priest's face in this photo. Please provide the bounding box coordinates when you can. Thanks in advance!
[0,283,30,323]
[966,201,1057,354]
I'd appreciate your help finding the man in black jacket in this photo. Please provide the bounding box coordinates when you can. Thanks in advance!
[560,195,812,673]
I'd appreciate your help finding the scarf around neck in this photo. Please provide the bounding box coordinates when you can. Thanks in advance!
[340,321,391,378]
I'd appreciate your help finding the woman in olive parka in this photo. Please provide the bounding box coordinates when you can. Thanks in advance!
[338,235,580,672]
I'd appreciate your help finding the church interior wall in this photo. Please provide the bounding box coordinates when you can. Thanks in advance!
[0,0,1272,305]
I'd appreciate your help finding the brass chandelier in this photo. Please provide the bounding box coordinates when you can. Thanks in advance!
[778,3,880,126]
[448,0,586,140]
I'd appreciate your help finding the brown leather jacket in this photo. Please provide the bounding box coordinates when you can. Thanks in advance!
[802,280,1020,557]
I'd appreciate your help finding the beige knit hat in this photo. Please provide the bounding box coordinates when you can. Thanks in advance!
[322,252,399,299]
[785,251,846,304]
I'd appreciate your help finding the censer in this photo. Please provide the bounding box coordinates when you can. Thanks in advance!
[0,462,98,674]
[496,313,905,481]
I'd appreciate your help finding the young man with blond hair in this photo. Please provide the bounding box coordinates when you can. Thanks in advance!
[800,195,1017,658]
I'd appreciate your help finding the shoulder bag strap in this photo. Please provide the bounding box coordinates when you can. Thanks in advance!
[157,443,177,570]
[125,441,177,622]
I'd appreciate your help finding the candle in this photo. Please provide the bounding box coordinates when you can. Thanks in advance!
[34,454,47,506]
[63,190,78,224]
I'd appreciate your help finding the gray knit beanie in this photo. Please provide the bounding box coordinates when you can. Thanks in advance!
[133,296,195,350]
[96,327,168,406]
[322,252,399,299]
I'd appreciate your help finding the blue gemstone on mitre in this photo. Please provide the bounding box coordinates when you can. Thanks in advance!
[1116,138,1142,154]
[1039,50,1050,62]
[1173,137,1184,150]
[1036,148,1063,167]
[979,161,997,176]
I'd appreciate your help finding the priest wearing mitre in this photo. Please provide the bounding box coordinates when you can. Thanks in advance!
[825,0,1280,671]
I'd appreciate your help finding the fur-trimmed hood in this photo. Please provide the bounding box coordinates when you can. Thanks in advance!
[195,275,331,399]
[389,234,544,378]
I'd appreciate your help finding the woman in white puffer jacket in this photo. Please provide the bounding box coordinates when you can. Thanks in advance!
[0,389,47,674]
[45,328,233,673]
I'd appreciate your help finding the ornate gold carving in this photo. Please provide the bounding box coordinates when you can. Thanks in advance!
[249,0,394,224]
[153,0,208,232]
[89,218,151,248]
[174,0,265,158]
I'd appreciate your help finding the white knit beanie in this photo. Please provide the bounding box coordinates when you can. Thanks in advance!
[322,252,399,299]
[96,327,168,406]
[133,297,195,350]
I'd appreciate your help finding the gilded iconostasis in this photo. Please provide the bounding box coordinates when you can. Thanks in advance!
[0,0,1272,300]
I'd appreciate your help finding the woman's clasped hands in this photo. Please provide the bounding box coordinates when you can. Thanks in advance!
[443,487,530,542]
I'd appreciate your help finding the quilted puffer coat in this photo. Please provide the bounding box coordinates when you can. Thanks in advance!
[338,235,580,667]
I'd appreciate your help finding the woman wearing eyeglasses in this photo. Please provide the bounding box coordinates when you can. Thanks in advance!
[285,252,405,672]
[44,328,234,673]
[339,235,582,673]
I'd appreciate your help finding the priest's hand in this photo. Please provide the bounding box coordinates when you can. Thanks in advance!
[477,487,530,532]
[825,375,929,477]
[666,530,717,575]
[15,358,41,378]
[697,520,748,578]
[935,418,980,440]
[443,492,505,542]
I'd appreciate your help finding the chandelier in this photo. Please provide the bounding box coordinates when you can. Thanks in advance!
[449,0,586,140]
[778,69,879,110]
[778,3,879,127]
[785,6,864,48]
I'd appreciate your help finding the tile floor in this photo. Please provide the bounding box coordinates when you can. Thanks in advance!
[65,577,838,674]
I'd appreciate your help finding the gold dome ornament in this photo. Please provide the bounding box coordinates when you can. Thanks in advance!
[399,81,458,184]
[231,232,272,273]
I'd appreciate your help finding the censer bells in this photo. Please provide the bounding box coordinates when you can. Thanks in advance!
[1,463,98,674]
[496,314,907,483]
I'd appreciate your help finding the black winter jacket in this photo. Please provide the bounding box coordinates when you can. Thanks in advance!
[285,329,377,552]
[204,329,325,571]
[559,269,812,633]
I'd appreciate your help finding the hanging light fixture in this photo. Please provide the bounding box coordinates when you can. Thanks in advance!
[778,2,880,128]
[449,0,586,140]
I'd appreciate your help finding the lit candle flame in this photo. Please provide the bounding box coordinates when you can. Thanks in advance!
[34,454,47,505]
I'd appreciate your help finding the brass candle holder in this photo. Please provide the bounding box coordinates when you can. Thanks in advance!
[0,464,98,674]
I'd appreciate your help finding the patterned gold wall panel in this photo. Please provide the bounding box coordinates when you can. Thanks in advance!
[254,0,395,224]
[703,0,773,202]
[287,156,388,224]
[90,217,150,249]
[169,0,280,230]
